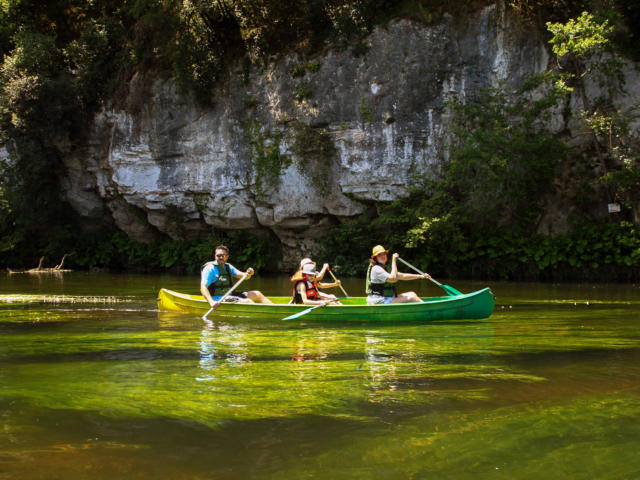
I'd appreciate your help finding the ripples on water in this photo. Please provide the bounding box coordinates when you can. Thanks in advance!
[1,272,639,479]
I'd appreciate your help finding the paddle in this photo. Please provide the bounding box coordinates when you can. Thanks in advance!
[328,268,349,297]
[282,300,332,321]
[397,257,462,296]
[202,272,249,320]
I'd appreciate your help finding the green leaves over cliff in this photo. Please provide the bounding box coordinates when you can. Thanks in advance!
[435,84,567,229]
[0,0,639,275]
[546,10,640,221]
[317,80,571,279]
[318,5,640,281]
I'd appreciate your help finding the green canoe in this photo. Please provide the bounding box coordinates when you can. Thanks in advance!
[157,287,494,322]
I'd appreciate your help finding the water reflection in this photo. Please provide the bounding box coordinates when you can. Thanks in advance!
[198,319,218,375]
[3,273,640,480]
[197,319,251,377]
[290,329,333,362]
[364,332,396,396]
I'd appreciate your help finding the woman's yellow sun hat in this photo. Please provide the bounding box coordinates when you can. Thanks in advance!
[371,245,389,258]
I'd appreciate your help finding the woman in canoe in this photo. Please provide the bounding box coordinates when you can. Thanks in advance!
[291,258,342,305]
[366,245,430,304]
[200,245,273,310]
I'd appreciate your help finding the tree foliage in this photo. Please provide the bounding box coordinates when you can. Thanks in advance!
[0,1,639,274]
[430,84,567,229]
[316,4,640,281]
[547,10,640,220]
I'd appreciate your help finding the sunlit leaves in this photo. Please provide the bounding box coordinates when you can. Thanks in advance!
[546,11,639,220]
[547,11,613,59]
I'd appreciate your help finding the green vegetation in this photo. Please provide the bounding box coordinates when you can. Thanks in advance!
[320,213,640,280]
[291,121,336,191]
[433,82,567,230]
[294,83,313,101]
[292,60,321,78]
[0,1,638,278]
[319,76,571,278]
[245,121,292,197]
[70,229,279,273]
[360,97,374,124]
[547,10,640,221]
[317,3,640,282]
[0,0,404,270]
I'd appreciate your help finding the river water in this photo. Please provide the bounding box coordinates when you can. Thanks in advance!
[1,272,639,479]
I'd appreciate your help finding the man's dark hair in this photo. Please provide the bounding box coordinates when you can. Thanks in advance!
[215,245,229,255]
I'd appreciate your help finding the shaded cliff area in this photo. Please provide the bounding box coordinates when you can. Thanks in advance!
[1,0,639,280]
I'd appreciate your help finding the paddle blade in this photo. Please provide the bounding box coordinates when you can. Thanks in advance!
[442,284,463,296]
[282,306,314,321]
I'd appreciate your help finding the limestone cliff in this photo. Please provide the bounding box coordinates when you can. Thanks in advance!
[60,3,636,268]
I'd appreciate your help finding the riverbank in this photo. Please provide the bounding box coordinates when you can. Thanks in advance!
[4,219,638,283]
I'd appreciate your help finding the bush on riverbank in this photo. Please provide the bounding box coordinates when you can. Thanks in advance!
[318,219,640,282]
[1,228,281,275]
[3,216,636,281]
[75,230,281,274]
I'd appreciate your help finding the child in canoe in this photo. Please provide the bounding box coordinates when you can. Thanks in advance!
[291,258,342,305]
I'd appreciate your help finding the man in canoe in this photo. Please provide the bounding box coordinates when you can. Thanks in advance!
[291,259,342,305]
[366,245,430,304]
[200,245,273,310]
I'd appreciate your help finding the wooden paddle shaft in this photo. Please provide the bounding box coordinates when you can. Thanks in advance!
[397,257,443,287]
[328,268,349,297]
[203,272,249,320]
[282,300,331,321]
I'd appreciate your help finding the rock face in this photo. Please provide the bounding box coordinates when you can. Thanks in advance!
[61,4,557,267]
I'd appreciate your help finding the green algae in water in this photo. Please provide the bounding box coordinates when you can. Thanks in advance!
[1,274,640,479]
[280,395,640,480]
[4,326,540,425]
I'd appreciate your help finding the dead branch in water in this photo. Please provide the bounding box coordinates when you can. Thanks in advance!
[7,254,73,274]
[54,253,70,270]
